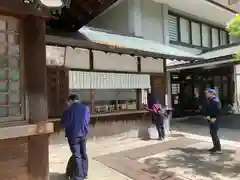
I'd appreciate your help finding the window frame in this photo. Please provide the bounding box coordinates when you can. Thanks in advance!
[201,24,211,48]
[191,21,201,46]
[168,14,179,42]
[68,70,152,115]
[0,16,25,123]
[179,17,190,44]
[69,88,144,114]
[220,30,228,46]
[211,27,220,48]
[168,11,229,49]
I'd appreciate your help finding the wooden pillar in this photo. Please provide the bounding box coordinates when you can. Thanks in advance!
[150,74,166,104]
[21,15,49,180]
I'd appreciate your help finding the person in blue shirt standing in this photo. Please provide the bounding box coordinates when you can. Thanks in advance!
[61,94,90,180]
[204,89,221,154]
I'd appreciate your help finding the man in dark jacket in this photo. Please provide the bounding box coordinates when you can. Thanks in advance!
[61,94,90,180]
[147,93,165,140]
[204,89,221,154]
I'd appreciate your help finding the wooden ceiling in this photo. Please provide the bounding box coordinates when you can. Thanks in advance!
[47,0,118,32]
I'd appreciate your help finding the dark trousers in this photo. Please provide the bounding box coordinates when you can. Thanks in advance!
[156,122,165,139]
[209,121,221,150]
[68,137,88,180]
[153,115,165,139]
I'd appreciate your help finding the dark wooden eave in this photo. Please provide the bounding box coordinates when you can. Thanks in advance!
[0,0,51,18]
[48,0,118,32]
[0,0,118,28]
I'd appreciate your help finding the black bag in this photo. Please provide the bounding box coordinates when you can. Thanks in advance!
[65,155,76,179]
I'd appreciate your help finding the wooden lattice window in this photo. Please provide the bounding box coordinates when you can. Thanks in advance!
[0,16,22,121]
[47,66,69,118]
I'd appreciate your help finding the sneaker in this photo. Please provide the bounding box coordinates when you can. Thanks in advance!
[84,176,88,180]
[211,149,222,154]
[208,148,215,152]
[158,137,163,141]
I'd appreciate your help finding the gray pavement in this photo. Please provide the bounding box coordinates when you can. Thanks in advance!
[49,117,240,180]
[139,141,240,180]
[172,115,240,142]
[177,115,240,130]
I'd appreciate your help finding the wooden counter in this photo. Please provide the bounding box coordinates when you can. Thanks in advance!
[49,110,149,122]
[0,122,54,140]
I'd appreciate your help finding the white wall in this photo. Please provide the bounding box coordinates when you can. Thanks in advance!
[140,0,167,43]
[88,0,168,44]
[230,35,240,43]
[88,0,130,34]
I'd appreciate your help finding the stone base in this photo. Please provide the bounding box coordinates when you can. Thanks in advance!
[53,113,152,139]
[0,134,49,180]
[0,137,28,180]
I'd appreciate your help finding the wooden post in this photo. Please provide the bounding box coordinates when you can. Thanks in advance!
[21,15,49,180]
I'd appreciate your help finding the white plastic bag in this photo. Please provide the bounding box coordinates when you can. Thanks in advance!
[164,118,170,136]
[148,124,158,139]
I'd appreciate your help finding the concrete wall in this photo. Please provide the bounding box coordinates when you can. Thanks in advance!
[88,0,168,44]
[140,0,168,43]
[230,35,240,43]
[88,0,130,34]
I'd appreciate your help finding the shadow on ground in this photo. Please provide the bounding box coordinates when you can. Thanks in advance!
[172,115,240,142]
[178,115,240,130]
[50,172,67,180]
[140,133,185,141]
[143,147,240,179]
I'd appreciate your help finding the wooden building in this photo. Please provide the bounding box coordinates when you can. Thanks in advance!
[45,27,201,119]
[0,1,201,180]
[167,43,240,117]
[0,0,121,180]
[45,27,201,136]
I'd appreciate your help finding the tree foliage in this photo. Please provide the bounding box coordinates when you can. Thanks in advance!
[227,14,240,60]
[227,14,240,37]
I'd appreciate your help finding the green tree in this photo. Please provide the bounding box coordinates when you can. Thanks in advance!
[227,14,240,60]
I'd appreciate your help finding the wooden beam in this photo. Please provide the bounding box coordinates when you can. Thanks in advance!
[81,0,105,14]
[0,123,53,140]
[21,15,49,180]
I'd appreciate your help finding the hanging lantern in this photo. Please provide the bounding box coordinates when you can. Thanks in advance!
[38,0,71,8]
[22,0,71,8]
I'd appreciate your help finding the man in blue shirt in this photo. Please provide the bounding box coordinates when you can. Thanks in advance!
[61,94,90,180]
[204,89,221,154]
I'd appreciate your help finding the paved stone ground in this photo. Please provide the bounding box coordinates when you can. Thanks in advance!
[49,131,179,180]
[172,120,240,142]
[138,141,240,180]
[49,122,240,180]
[179,115,240,130]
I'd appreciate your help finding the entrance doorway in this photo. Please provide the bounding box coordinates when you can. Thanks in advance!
[170,65,234,117]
